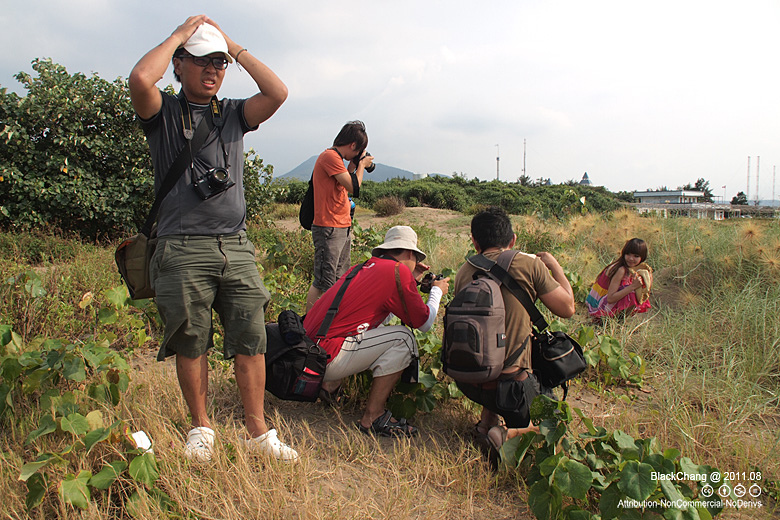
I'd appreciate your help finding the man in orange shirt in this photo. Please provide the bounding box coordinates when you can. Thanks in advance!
[305,121,374,312]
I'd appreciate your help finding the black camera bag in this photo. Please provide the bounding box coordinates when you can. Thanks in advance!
[265,318,328,402]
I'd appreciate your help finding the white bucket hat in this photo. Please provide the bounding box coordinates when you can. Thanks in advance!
[184,23,233,62]
[371,226,426,262]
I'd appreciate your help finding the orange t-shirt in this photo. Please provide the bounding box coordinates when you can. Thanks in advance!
[312,148,350,228]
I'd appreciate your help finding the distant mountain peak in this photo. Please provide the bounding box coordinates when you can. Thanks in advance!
[278,156,422,182]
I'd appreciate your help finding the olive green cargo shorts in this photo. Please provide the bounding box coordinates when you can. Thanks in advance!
[150,232,270,361]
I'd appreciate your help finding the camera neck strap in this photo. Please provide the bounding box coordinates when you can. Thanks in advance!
[179,92,229,171]
[138,93,216,236]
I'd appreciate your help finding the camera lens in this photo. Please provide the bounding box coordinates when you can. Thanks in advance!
[207,167,230,187]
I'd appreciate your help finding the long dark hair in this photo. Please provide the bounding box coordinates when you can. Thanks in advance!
[606,238,648,278]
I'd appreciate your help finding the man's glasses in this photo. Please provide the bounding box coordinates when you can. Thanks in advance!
[179,55,229,70]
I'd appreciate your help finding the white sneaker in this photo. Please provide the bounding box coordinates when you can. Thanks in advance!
[244,428,299,463]
[184,426,215,462]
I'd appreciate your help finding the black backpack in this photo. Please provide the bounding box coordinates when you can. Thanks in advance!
[298,176,314,230]
[264,310,328,402]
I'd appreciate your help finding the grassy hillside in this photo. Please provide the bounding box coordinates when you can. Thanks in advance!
[1,208,778,519]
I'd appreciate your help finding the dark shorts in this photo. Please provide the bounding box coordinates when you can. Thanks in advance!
[457,372,547,428]
[150,232,270,361]
[311,225,351,291]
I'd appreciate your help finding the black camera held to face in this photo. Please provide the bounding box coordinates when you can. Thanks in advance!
[352,151,375,173]
[193,167,236,200]
[419,272,444,293]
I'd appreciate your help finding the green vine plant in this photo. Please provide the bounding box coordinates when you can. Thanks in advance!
[549,321,646,396]
[499,395,735,520]
[0,325,172,514]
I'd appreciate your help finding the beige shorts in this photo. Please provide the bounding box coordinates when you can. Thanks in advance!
[324,326,418,380]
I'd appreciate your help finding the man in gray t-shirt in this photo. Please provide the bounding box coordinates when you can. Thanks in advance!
[129,15,297,462]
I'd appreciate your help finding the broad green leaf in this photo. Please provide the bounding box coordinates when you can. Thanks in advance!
[0,324,12,346]
[528,478,563,520]
[613,430,637,450]
[25,415,57,445]
[552,457,593,500]
[414,391,437,413]
[618,460,656,501]
[663,448,681,461]
[19,455,55,482]
[25,473,48,509]
[85,410,104,430]
[502,430,536,468]
[105,286,128,307]
[128,452,159,486]
[566,508,593,520]
[645,454,675,476]
[59,471,92,509]
[530,394,559,422]
[98,307,118,324]
[61,355,86,382]
[89,461,127,490]
[417,372,437,389]
[539,450,564,478]
[61,413,90,436]
[83,427,112,452]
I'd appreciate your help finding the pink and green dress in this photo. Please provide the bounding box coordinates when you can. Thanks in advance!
[586,268,651,318]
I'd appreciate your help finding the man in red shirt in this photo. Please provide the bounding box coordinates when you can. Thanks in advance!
[305,121,374,312]
[304,226,449,436]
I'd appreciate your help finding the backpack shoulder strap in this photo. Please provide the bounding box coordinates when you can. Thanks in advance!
[467,252,549,332]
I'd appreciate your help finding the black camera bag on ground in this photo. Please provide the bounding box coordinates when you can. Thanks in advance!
[265,311,328,402]
[455,253,587,400]
[265,263,366,402]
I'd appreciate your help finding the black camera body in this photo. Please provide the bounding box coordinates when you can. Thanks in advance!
[419,272,444,293]
[353,151,375,173]
[193,167,235,200]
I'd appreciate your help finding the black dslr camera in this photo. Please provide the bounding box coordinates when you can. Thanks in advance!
[352,151,375,173]
[419,272,444,293]
[193,167,235,200]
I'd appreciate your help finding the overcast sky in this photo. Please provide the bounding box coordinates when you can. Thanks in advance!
[2,1,779,200]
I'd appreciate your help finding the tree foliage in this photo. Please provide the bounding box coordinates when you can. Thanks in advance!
[278,175,623,218]
[0,59,154,238]
[731,191,747,205]
[679,178,714,202]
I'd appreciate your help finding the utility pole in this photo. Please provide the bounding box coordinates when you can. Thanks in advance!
[523,139,526,178]
[773,165,776,208]
[756,155,760,204]
[746,156,750,201]
[495,144,500,181]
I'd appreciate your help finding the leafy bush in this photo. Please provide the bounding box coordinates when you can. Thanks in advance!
[0,59,153,238]
[373,195,405,217]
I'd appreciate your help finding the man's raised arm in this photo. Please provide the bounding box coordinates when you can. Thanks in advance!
[128,15,207,119]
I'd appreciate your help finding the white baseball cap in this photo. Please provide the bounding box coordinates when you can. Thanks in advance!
[184,23,233,62]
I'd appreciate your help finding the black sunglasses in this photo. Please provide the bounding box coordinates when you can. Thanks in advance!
[179,55,229,70]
